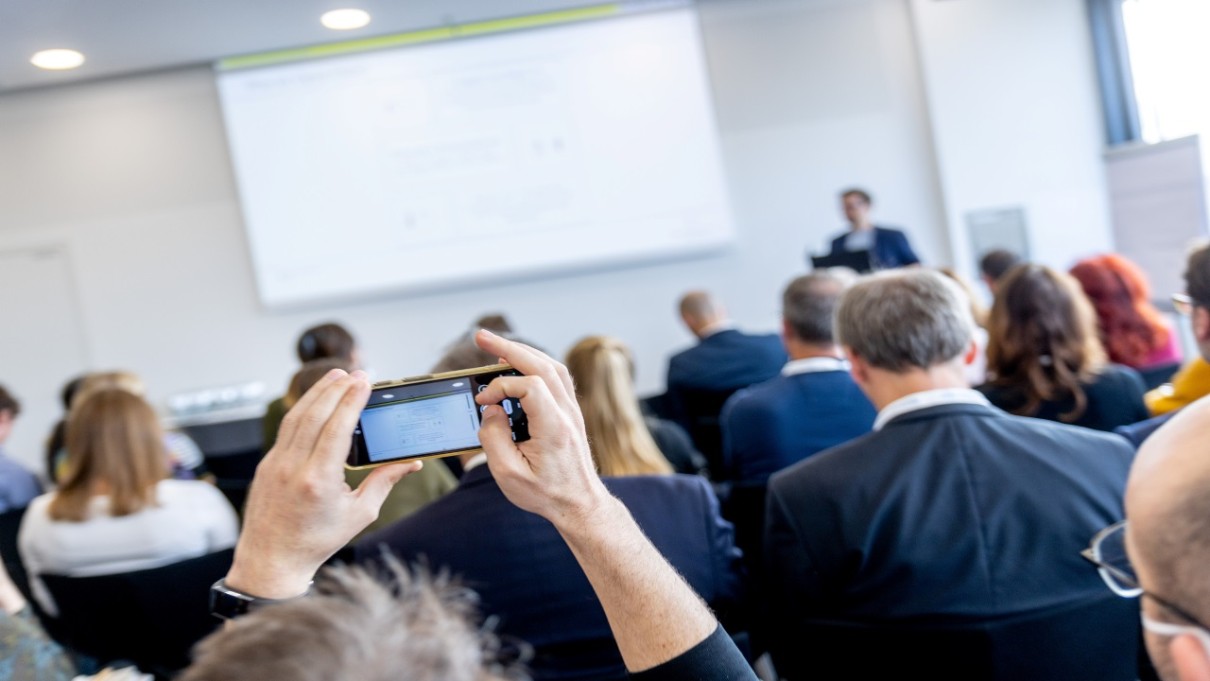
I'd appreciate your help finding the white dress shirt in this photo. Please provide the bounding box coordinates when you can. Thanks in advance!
[873,388,991,431]
[781,356,850,377]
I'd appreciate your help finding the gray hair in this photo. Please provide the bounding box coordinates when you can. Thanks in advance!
[836,270,975,371]
[181,558,527,681]
[782,270,855,344]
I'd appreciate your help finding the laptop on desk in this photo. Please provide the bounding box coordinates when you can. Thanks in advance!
[810,249,874,273]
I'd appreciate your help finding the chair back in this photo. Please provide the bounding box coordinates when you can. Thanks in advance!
[780,594,1141,681]
[677,387,740,477]
[41,548,233,675]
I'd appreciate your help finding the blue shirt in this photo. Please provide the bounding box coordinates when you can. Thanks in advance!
[0,450,41,514]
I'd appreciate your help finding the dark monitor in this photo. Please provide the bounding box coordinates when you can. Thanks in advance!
[811,249,873,273]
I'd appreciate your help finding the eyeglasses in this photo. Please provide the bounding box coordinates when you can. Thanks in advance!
[1173,293,1197,317]
[1082,521,1210,637]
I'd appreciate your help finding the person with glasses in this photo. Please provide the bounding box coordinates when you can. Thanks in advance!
[1118,243,1210,446]
[1085,396,1210,681]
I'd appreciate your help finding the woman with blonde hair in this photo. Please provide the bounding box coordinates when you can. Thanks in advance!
[566,336,703,476]
[19,389,238,615]
[977,264,1149,431]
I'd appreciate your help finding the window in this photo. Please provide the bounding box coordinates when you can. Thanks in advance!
[1119,0,1210,143]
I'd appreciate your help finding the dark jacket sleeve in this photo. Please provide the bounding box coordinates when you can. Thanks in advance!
[889,229,920,266]
[628,625,757,681]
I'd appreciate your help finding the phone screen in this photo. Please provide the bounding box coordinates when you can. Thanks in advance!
[349,366,524,467]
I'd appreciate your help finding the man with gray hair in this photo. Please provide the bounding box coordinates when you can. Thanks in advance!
[719,271,875,483]
[764,269,1137,679]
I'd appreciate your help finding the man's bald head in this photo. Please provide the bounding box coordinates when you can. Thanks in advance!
[678,291,727,338]
[1128,397,1210,628]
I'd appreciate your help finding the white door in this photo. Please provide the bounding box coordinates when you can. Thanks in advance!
[0,246,90,479]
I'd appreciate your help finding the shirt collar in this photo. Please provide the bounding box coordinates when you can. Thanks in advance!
[873,388,990,431]
[462,452,488,472]
[782,356,849,376]
[698,320,737,339]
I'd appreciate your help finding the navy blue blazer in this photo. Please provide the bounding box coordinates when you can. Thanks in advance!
[828,226,920,269]
[666,329,786,394]
[356,466,744,681]
[720,370,876,483]
[1115,410,1176,448]
[764,403,1132,674]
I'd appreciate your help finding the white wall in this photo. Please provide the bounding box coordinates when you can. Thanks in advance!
[909,0,1115,275]
[0,0,949,470]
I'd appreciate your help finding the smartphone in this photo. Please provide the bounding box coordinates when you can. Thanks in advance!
[347,364,529,469]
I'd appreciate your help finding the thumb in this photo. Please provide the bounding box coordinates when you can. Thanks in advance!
[354,461,423,516]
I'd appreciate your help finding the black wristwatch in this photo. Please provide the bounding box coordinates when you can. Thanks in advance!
[209,579,311,620]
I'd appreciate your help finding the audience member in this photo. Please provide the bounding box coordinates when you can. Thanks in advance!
[182,558,523,681]
[977,248,1023,294]
[47,371,208,482]
[978,264,1149,431]
[764,270,1134,679]
[1119,243,1210,445]
[194,331,754,681]
[0,386,43,514]
[824,188,920,269]
[1100,397,1210,681]
[719,271,874,484]
[357,337,744,680]
[1070,254,1182,370]
[289,358,456,538]
[19,389,238,615]
[262,321,359,452]
[567,336,701,476]
[665,291,785,469]
[43,375,86,482]
[938,267,990,386]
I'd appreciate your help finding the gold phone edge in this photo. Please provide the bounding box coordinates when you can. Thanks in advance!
[346,363,512,470]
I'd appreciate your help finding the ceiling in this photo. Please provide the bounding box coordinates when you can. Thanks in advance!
[0,0,601,94]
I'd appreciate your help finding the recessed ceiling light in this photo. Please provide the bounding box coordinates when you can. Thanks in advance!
[30,48,85,70]
[321,8,371,30]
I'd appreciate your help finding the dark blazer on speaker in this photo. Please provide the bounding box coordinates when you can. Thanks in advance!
[828,226,920,269]
[356,465,744,681]
[764,399,1132,677]
[720,367,876,483]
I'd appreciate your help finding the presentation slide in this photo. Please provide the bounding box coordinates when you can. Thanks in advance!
[216,4,734,307]
[360,391,481,461]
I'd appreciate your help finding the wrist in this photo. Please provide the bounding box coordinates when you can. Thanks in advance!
[225,550,315,600]
[548,482,623,535]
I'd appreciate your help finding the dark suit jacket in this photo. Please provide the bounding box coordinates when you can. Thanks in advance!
[765,402,1132,676]
[1115,410,1177,448]
[666,329,786,395]
[356,466,744,681]
[828,226,920,269]
[720,370,876,483]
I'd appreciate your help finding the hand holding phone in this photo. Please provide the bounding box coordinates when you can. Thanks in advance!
[347,364,530,469]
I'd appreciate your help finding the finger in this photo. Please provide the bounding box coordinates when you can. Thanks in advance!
[275,369,349,454]
[474,375,560,424]
[479,404,529,478]
[352,461,424,524]
[475,330,574,406]
[313,376,372,473]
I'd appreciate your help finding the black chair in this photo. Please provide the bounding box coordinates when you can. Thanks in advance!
[1138,361,1182,390]
[778,594,1140,681]
[676,387,741,479]
[0,507,36,608]
[41,548,234,676]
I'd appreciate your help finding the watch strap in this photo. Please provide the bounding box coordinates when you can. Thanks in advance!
[209,578,310,620]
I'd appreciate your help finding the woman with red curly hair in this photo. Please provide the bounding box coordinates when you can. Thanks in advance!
[1069,254,1182,370]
